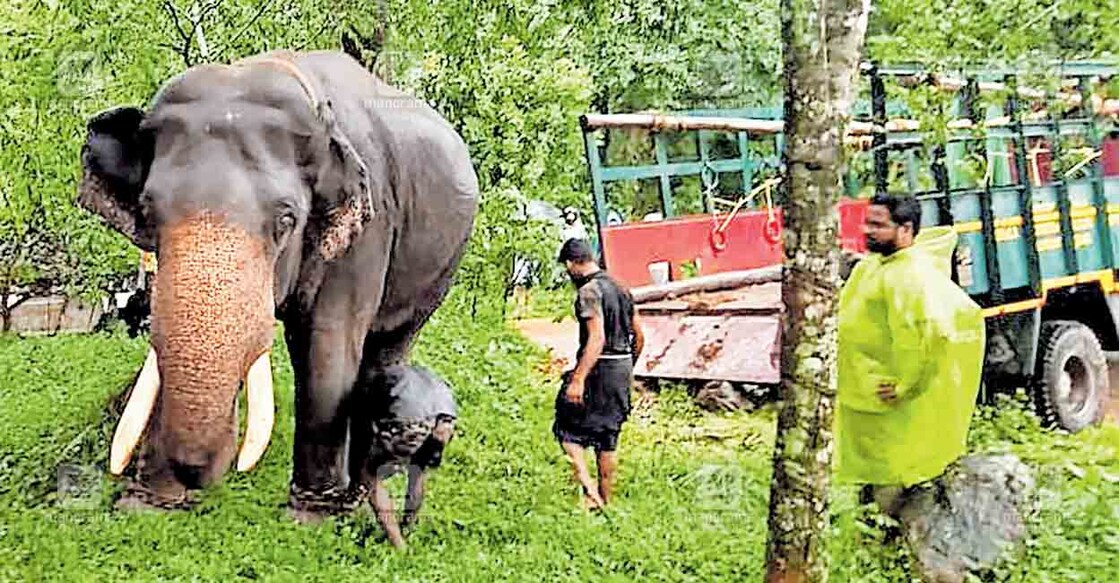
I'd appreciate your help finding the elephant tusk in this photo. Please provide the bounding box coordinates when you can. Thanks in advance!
[236,351,275,472]
[109,347,161,475]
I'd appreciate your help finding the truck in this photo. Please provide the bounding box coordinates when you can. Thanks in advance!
[578,60,1119,432]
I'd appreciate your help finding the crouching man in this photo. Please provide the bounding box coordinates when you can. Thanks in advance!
[356,364,457,549]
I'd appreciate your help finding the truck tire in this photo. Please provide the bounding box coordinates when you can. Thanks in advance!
[1032,320,1110,432]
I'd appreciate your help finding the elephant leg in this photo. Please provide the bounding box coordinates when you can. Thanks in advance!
[285,320,365,520]
[285,235,391,520]
[347,309,442,486]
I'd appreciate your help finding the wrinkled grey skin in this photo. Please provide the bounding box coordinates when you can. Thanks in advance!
[77,50,478,516]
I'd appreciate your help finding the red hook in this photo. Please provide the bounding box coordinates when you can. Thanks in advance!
[763,215,781,244]
[710,229,728,251]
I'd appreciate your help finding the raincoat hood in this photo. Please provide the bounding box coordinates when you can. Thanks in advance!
[907,226,957,276]
[835,226,986,486]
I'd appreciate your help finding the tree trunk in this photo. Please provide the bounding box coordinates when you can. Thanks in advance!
[764,1,871,582]
[0,290,10,334]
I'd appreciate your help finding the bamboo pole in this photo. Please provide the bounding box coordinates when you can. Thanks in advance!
[582,112,881,136]
[580,113,786,133]
[582,111,1067,139]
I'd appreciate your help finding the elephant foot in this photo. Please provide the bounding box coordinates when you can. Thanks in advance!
[287,482,365,524]
[114,480,197,512]
[287,506,329,525]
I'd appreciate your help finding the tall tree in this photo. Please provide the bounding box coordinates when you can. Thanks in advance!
[764,0,871,582]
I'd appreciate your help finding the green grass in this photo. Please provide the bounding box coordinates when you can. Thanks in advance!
[509,285,572,321]
[1,312,1117,581]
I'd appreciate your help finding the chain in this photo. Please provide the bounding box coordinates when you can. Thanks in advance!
[700,160,722,227]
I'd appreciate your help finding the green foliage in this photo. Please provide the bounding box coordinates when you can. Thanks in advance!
[0,1,145,305]
[3,0,1116,317]
[380,0,783,313]
[573,0,781,112]
[868,0,1119,65]
[382,0,592,314]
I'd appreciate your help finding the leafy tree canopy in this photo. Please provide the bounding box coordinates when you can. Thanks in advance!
[0,0,1114,314]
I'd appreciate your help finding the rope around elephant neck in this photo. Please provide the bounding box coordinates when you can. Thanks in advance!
[228,52,323,119]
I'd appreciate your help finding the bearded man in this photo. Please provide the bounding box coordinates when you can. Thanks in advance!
[835,194,986,514]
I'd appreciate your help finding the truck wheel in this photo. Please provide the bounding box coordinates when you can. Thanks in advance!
[1032,320,1110,432]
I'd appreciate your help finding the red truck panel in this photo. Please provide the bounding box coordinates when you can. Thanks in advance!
[1105,136,1119,176]
[602,198,869,288]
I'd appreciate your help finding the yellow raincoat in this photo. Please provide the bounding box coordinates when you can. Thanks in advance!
[835,226,986,487]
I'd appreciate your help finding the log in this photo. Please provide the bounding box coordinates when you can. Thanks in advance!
[582,93,1114,140]
[580,113,785,134]
[630,266,784,304]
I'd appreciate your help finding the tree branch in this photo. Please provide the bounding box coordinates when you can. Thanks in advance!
[162,1,194,66]
[294,13,339,51]
[213,0,276,60]
[161,0,221,67]
[187,1,223,56]
[163,0,190,46]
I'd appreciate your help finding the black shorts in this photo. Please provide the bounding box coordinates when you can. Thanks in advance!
[552,358,632,452]
[554,426,620,452]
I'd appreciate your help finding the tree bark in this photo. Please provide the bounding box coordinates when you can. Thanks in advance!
[764,1,871,582]
[0,290,10,334]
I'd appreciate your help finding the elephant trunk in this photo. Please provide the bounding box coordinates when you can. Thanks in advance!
[110,212,277,488]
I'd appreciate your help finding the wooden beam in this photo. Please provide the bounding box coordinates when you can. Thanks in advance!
[630,266,783,304]
[581,113,785,134]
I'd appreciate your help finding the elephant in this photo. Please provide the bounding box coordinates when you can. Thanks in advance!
[76,49,479,517]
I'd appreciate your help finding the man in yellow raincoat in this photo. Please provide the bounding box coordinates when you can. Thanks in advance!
[836,194,986,513]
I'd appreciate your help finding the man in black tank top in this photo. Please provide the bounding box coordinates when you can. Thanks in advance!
[552,238,645,509]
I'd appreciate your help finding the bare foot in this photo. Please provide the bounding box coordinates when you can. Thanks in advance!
[582,490,605,511]
[388,534,408,550]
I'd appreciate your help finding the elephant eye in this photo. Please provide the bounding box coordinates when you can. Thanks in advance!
[275,214,297,242]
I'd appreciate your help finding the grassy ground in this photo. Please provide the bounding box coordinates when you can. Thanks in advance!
[1,308,1117,582]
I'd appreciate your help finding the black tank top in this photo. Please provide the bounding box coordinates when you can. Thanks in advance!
[575,271,635,358]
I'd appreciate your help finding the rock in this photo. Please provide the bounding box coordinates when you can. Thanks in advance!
[896,454,1036,583]
[694,381,752,412]
[738,382,777,406]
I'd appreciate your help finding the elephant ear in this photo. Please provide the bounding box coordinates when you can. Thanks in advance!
[76,106,157,251]
[306,99,379,263]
